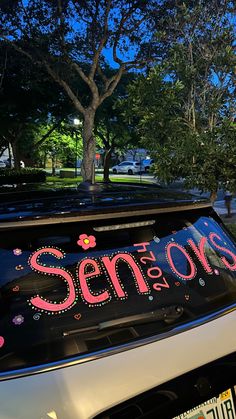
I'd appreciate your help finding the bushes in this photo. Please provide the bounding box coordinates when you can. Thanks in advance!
[0,168,46,184]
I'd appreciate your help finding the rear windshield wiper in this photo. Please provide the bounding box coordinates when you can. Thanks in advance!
[63,305,184,337]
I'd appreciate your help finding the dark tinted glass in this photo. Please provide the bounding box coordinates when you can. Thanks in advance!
[0,208,235,373]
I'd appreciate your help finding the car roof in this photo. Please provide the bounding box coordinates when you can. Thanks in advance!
[0,182,210,227]
[119,161,135,164]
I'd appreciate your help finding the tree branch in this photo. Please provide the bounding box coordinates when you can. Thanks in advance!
[70,61,99,105]
[71,0,91,24]
[34,119,64,148]
[99,65,125,105]
[57,0,67,53]
[95,126,108,147]
[97,65,109,84]
[0,48,8,91]
[112,5,146,65]
[1,37,39,64]
[20,0,34,35]
[44,62,86,115]
[89,0,111,80]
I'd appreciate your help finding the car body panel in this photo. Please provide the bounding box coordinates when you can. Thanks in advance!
[0,310,235,419]
[0,182,209,225]
[0,182,235,419]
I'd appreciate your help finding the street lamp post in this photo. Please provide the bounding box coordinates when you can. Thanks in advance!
[73,118,82,178]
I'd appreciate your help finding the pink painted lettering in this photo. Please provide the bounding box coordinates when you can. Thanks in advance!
[188,237,212,274]
[77,259,110,305]
[209,232,236,270]
[133,242,150,253]
[166,242,196,280]
[140,251,156,264]
[29,247,76,313]
[153,277,170,291]
[102,253,149,297]
[147,266,162,278]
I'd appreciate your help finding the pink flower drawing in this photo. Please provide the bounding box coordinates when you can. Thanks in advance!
[77,234,96,250]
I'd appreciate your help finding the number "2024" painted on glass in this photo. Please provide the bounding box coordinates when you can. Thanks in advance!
[28,232,236,315]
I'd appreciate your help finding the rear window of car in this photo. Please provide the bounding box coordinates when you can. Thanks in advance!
[0,207,236,374]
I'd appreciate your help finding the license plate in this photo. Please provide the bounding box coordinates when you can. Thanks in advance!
[173,387,236,419]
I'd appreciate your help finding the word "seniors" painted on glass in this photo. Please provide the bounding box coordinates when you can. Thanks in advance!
[28,231,236,315]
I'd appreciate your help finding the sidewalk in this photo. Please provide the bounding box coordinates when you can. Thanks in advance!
[213,199,236,224]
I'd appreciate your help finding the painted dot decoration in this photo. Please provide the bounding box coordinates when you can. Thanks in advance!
[23,226,234,319]
[15,265,24,271]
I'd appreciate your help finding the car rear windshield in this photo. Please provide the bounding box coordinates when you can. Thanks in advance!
[0,207,236,374]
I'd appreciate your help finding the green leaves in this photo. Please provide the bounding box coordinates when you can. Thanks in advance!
[125,0,235,195]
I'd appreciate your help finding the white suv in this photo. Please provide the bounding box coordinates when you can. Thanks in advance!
[0,182,235,419]
[112,161,144,175]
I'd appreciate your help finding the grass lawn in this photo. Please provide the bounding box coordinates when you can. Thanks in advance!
[46,175,153,184]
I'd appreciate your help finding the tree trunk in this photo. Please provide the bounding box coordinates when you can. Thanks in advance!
[51,154,56,176]
[210,190,217,204]
[81,111,96,183]
[103,148,112,182]
[11,141,20,169]
[7,143,13,168]
[43,152,47,169]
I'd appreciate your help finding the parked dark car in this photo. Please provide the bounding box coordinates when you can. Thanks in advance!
[0,182,235,419]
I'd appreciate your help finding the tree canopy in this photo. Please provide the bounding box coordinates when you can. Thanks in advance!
[0,42,75,167]
[0,0,159,182]
[0,0,235,195]
[125,0,236,199]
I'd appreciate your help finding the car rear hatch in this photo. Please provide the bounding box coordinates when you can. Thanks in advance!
[0,183,235,380]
